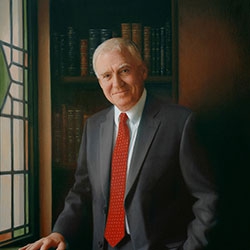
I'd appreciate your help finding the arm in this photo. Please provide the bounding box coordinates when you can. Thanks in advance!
[180,113,218,250]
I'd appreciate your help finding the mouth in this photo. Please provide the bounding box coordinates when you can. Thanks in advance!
[112,89,128,96]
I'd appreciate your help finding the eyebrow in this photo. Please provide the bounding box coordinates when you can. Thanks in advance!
[99,63,131,77]
[118,63,130,69]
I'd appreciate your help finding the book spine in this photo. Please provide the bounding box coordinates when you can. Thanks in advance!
[100,28,113,43]
[143,26,151,73]
[52,107,62,165]
[121,23,132,40]
[59,34,67,76]
[132,23,142,53]
[155,28,161,76]
[74,106,84,161]
[160,27,166,76]
[88,29,101,76]
[51,32,61,78]
[80,39,88,77]
[165,20,172,76]
[66,105,76,166]
[150,27,157,75]
[61,104,68,166]
[67,26,80,76]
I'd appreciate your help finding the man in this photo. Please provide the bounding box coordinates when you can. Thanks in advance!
[20,38,218,250]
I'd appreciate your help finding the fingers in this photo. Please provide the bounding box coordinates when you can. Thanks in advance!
[19,244,31,250]
[56,241,67,250]
[18,233,66,250]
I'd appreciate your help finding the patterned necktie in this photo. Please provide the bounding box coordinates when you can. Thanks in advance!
[104,113,130,247]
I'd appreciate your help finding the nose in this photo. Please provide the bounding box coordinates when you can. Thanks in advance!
[112,74,124,87]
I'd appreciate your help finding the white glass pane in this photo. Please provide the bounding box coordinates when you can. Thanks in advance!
[13,118,24,171]
[10,82,23,100]
[13,48,24,65]
[0,175,12,231]
[1,95,11,115]
[13,0,23,48]
[13,100,23,116]
[14,174,25,227]
[0,117,11,172]
[3,45,11,66]
[0,0,11,43]
[10,64,23,83]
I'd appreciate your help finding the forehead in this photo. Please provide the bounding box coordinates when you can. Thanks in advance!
[95,49,135,71]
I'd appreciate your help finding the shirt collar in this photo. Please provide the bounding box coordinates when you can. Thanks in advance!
[114,88,147,126]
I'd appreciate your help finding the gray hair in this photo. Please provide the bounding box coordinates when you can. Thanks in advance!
[92,37,143,77]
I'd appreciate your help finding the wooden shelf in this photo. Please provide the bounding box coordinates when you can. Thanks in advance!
[58,75,172,86]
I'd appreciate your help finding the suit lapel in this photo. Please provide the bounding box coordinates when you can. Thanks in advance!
[98,97,162,203]
[125,96,161,198]
[99,108,114,204]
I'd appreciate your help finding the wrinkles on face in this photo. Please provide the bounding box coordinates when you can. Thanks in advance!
[96,50,147,111]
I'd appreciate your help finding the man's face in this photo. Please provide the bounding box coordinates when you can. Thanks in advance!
[95,49,148,111]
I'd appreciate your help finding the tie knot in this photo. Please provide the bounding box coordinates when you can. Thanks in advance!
[119,113,128,123]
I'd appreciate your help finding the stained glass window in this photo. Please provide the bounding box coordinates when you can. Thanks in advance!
[0,0,37,246]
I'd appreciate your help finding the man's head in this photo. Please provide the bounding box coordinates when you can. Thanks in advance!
[93,38,148,111]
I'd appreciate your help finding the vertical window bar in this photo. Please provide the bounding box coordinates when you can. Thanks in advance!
[0,0,38,246]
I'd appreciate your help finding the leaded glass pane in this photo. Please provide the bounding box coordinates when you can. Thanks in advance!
[10,64,24,82]
[0,117,11,171]
[13,0,23,48]
[1,95,11,115]
[2,45,11,65]
[0,0,11,43]
[13,118,24,171]
[14,174,25,227]
[13,100,24,116]
[13,48,24,65]
[0,175,12,231]
[10,82,23,100]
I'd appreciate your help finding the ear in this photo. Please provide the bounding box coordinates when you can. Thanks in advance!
[140,62,148,80]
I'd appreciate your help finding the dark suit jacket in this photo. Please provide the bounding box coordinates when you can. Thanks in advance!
[53,94,218,250]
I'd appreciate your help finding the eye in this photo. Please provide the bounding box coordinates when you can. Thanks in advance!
[120,68,130,75]
[102,73,111,80]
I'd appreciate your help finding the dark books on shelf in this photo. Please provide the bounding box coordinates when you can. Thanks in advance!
[51,20,172,79]
[88,28,112,75]
[80,39,88,77]
[52,104,88,168]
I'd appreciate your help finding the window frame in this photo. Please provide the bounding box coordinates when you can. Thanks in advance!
[0,0,39,247]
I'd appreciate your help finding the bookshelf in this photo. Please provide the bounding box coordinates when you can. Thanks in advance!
[50,0,178,223]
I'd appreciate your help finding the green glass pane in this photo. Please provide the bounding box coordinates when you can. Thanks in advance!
[24,68,28,101]
[14,228,25,238]
[23,0,28,50]
[0,46,11,110]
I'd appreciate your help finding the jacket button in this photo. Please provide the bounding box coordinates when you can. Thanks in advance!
[98,241,104,249]
[103,206,107,214]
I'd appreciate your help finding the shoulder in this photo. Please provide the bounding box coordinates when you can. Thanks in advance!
[86,105,113,124]
[145,94,193,120]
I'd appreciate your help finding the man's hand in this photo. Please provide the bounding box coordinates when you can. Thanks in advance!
[18,232,67,250]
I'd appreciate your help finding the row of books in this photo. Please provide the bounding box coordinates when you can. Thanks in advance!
[52,104,90,168]
[51,21,172,78]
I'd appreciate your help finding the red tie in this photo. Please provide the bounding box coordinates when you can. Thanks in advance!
[104,113,130,247]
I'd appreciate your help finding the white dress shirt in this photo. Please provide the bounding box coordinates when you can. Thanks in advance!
[113,88,147,234]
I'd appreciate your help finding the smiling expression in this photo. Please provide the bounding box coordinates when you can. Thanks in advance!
[95,49,148,111]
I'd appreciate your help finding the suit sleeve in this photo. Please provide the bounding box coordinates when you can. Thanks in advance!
[179,113,218,250]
